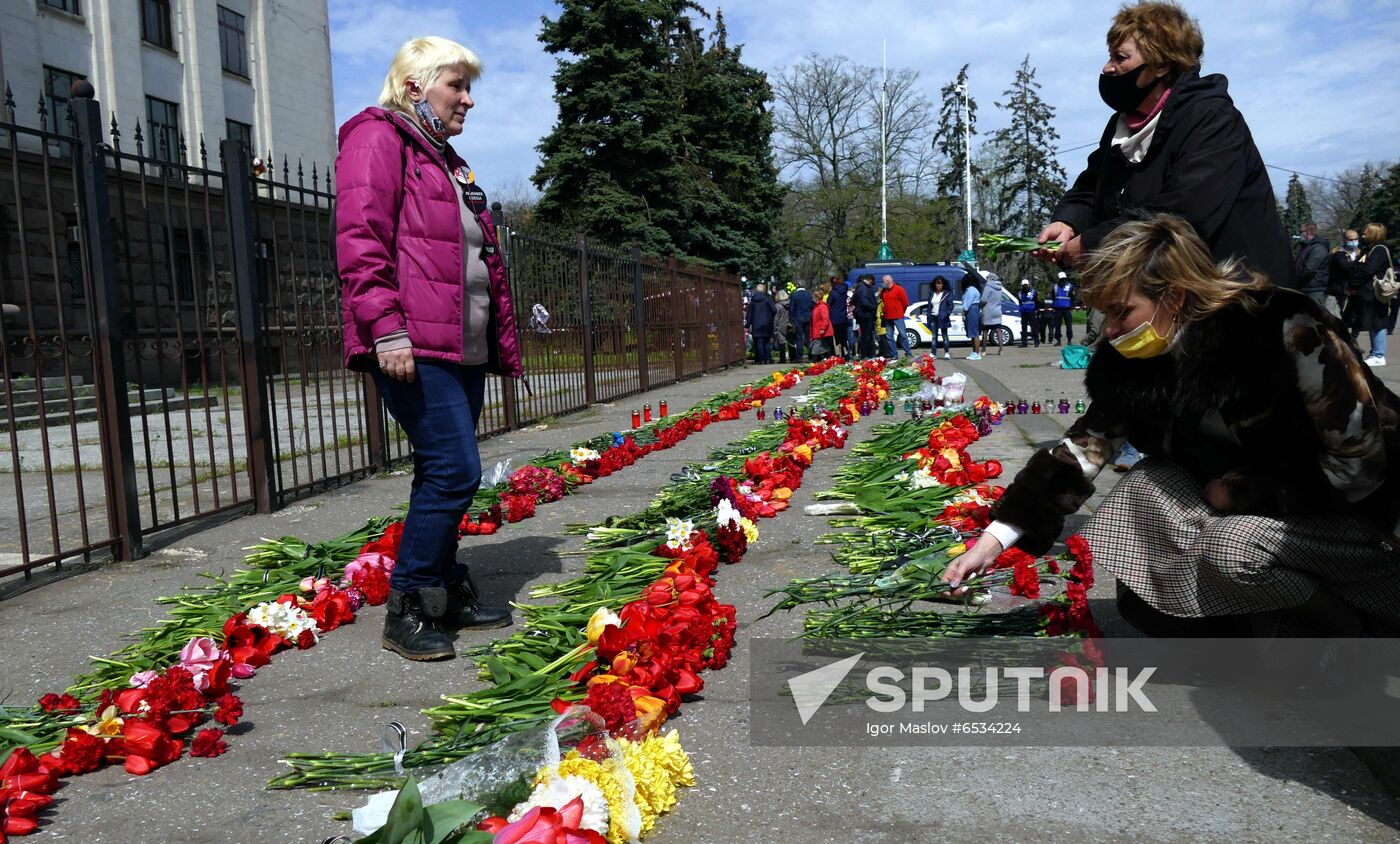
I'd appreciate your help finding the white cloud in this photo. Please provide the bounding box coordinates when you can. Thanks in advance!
[330,0,1400,199]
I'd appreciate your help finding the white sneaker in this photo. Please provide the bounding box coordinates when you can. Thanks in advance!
[942,352,951,360]
[1365,356,1387,367]
[966,353,983,361]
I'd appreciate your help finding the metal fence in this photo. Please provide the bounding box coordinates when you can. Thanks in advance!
[0,86,745,583]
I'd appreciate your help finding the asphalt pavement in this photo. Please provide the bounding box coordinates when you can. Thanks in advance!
[1,345,1397,843]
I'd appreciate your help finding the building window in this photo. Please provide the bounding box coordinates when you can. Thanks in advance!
[41,0,81,14]
[141,0,174,50]
[217,6,249,77]
[145,96,180,163]
[44,66,85,135]
[226,119,253,156]
[170,227,209,304]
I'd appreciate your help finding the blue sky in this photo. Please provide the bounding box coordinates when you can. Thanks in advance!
[328,0,1400,202]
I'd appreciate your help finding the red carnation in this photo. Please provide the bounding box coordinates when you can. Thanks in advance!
[213,693,243,727]
[190,728,228,758]
[581,682,636,732]
[38,728,105,776]
[296,629,317,650]
[37,693,81,714]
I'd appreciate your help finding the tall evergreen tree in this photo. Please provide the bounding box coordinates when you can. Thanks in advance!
[670,11,785,279]
[932,65,978,201]
[1281,172,1314,234]
[988,55,1066,236]
[532,0,689,254]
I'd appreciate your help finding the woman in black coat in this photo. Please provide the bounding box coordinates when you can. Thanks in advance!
[1036,2,1292,287]
[1343,223,1394,366]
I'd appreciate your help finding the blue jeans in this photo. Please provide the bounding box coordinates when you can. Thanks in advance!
[932,322,951,355]
[883,318,911,357]
[372,361,486,593]
[1371,329,1387,358]
[754,336,773,363]
[792,320,810,360]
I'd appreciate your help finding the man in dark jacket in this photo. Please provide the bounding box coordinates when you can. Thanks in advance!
[1294,222,1331,307]
[1039,13,1292,289]
[827,277,851,359]
[788,284,814,361]
[746,283,777,364]
[852,274,879,358]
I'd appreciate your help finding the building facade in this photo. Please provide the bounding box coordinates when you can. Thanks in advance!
[0,0,335,167]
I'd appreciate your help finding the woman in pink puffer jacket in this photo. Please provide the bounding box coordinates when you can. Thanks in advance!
[337,36,522,662]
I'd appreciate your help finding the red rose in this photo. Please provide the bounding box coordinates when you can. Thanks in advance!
[189,728,228,758]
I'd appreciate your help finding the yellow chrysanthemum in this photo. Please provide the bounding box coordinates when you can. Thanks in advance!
[619,742,672,834]
[651,730,695,787]
[546,753,637,844]
[739,517,759,544]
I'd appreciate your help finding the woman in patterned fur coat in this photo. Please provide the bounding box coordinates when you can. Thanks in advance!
[945,213,1400,637]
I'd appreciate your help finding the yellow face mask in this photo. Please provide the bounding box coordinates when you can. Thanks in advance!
[1110,305,1174,359]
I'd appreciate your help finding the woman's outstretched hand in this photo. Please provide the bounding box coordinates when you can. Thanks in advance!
[1035,221,1076,263]
[941,535,1004,597]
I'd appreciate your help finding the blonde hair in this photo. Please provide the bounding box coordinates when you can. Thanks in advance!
[1080,214,1268,322]
[1107,1,1205,77]
[1363,223,1389,244]
[378,37,482,113]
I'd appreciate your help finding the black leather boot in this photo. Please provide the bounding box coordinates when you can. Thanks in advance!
[382,588,455,661]
[444,572,512,630]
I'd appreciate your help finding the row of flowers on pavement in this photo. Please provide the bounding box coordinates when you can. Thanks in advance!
[272,363,890,842]
[0,360,843,843]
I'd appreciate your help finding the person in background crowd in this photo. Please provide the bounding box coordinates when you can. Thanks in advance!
[981,274,1006,355]
[1343,223,1393,368]
[853,273,880,359]
[338,36,519,661]
[927,276,955,360]
[880,275,912,358]
[945,213,1400,639]
[773,289,793,364]
[1295,222,1331,310]
[810,282,835,359]
[1330,229,1361,328]
[1035,1,1292,289]
[1017,279,1041,347]
[1051,271,1076,344]
[845,284,858,357]
[962,277,984,361]
[827,276,851,360]
[747,282,777,364]
[789,282,814,362]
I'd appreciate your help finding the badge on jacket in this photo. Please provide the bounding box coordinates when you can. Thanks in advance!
[453,166,488,214]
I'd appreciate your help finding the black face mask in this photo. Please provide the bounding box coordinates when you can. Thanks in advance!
[1099,67,1154,113]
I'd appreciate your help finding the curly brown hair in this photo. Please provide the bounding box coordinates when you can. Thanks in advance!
[1107,1,1205,77]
